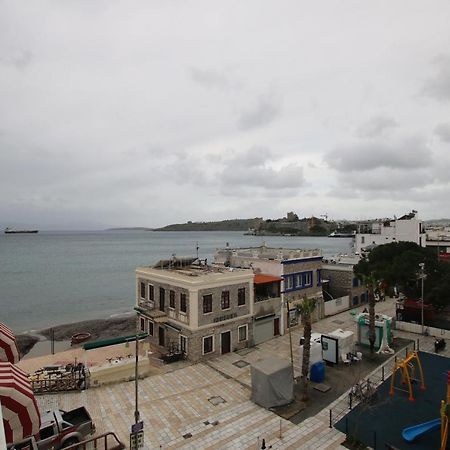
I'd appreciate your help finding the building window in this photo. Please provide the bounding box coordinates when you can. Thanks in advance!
[149,284,154,301]
[238,325,247,342]
[317,270,322,286]
[352,278,359,287]
[361,236,365,244]
[285,276,293,290]
[169,290,175,309]
[203,294,213,314]
[203,335,214,354]
[238,288,246,306]
[140,317,146,332]
[149,321,154,336]
[140,282,146,299]
[180,335,187,354]
[180,293,187,313]
[304,272,312,286]
[295,274,302,288]
[159,288,165,311]
[221,291,230,310]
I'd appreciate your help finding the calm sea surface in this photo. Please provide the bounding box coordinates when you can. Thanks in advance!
[0,231,353,333]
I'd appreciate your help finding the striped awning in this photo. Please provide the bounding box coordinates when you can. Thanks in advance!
[0,362,41,444]
[0,323,20,364]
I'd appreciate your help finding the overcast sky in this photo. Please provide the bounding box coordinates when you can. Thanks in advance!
[1,1,450,229]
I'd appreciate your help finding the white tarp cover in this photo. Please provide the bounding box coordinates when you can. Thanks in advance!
[250,357,294,409]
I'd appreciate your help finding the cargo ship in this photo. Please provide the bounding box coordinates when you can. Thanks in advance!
[4,227,39,234]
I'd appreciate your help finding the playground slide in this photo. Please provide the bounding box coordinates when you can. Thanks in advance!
[402,418,441,442]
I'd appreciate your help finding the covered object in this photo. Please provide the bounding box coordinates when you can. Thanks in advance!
[0,323,20,364]
[251,357,294,409]
[0,362,41,445]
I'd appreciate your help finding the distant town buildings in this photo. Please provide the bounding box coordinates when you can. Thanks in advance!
[354,210,426,254]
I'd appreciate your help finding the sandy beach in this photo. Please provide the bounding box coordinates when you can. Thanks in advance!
[16,315,137,358]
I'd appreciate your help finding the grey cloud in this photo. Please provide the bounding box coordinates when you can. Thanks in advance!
[422,56,450,102]
[338,167,433,192]
[220,146,303,192]
[327,137,431,172]
[357,115,398,138]
[238,94,281,130]
[0,50,33,70]
[434,123,450,142]
[189,67,240,91]
[228,146,273,167]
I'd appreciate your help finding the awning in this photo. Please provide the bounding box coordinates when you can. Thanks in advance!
[0,323,20,364]
[0,362,41,445]
[254,274,283,285]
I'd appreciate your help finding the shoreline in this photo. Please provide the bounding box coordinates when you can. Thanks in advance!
[16,315,137,358]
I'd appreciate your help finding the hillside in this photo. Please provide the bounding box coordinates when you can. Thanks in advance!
[154,218,263,231]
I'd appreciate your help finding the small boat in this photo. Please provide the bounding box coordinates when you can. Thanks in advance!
[4,227,39,234]
[71,332,92,346]
[328,230,355,238]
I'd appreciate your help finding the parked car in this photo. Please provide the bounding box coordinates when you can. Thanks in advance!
[9,407,95,450]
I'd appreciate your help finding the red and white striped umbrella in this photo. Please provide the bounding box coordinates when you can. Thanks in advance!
[0,362,41,445]
[0,323,20,364]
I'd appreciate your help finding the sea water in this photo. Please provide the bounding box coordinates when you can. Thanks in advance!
[0,230,353,333]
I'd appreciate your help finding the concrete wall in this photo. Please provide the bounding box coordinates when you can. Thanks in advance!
[395,320,450,338]
[90,357,154,387]
[324,295,350,316]
[197,282,251,327]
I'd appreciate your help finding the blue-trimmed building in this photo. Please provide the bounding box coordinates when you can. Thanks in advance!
[214,244,325,340]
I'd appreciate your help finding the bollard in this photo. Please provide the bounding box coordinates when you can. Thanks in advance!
[279,419,282,439]
[329,409,332,428]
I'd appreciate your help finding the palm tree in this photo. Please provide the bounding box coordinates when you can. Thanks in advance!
[296,296,317,401]
[360,272,378,354]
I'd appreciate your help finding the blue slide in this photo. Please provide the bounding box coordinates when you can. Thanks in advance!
[402,418,441,442]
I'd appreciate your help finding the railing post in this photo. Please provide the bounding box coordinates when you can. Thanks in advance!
[329,409,332,428]
[349,392,353,410]
[382,366,385,382]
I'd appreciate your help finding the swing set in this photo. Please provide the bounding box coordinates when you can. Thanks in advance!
[389,350,426,401]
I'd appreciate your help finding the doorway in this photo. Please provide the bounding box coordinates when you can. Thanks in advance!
[274,317,280,336]
[158,326,165,347]
[159,288,165,311]
[221,331,231,354]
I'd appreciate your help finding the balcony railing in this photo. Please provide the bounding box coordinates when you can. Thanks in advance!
[255,295,280,303]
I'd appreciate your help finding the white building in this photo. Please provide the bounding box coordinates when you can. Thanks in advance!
[354,211,426,254]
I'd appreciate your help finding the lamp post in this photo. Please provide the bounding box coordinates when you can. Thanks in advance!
[419,263,425,335]
[134,313,140,424]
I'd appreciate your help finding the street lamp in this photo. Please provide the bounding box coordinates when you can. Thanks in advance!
[419,263,425,335]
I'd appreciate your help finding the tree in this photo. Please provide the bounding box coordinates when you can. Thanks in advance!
[354,241,450,309]
[296,296,317,401]
[357,272,378,354]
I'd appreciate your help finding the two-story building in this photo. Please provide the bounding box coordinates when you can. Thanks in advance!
[135,257,254,362]
[214,244,324,335]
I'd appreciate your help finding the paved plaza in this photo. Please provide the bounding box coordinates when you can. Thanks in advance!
[35,298,449,449]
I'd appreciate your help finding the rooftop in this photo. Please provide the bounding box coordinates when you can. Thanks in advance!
[215,244,322,262]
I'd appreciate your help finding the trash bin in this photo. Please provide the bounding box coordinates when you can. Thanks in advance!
[310,361,325,383]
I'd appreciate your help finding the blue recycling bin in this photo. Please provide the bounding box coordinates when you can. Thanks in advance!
[310,361,325,383]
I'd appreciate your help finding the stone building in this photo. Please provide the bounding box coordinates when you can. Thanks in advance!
[321,256,368,314]
[135,257,254,362]
[214,244,324,334]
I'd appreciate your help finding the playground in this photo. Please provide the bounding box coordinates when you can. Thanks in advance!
[335,351,450,450]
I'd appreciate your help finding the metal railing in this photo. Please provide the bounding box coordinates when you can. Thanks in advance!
[329,340,418,428]
[62,432,125,450]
